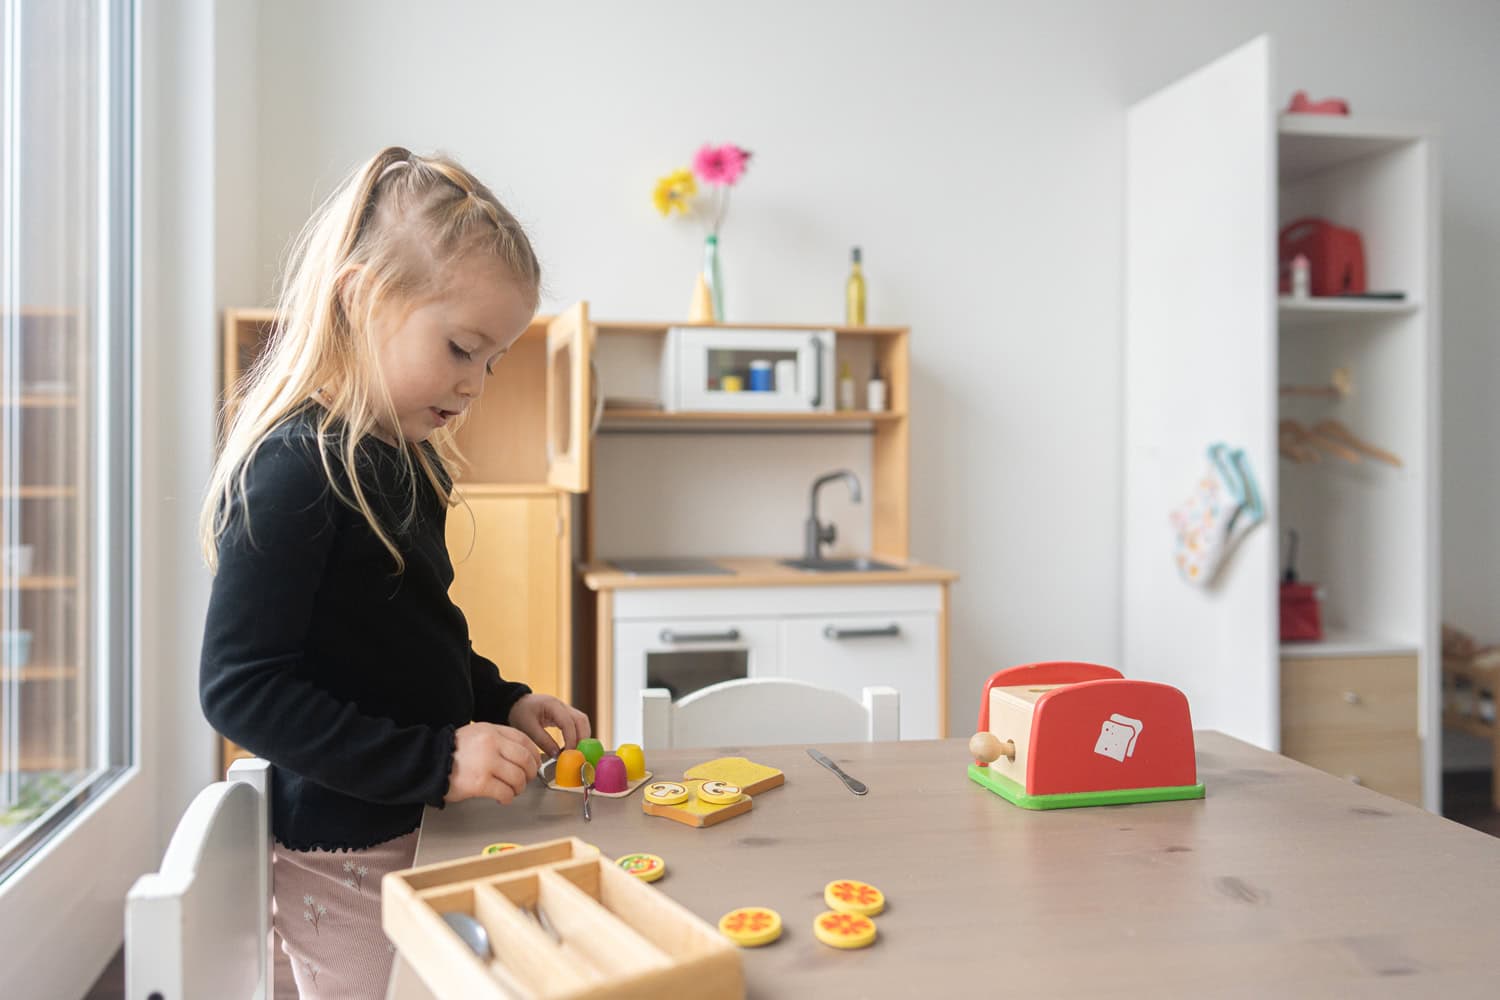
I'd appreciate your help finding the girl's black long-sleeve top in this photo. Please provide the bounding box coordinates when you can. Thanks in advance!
[200,404,531,851]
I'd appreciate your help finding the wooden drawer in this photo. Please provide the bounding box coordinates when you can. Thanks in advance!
[1280,655,1418,739]
[1278,731,1423,806]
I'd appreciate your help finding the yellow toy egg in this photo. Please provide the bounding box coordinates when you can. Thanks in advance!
[615,743,647,781]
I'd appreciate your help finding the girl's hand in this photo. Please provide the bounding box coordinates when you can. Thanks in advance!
[507,693,591,759]
[445,721,540,805]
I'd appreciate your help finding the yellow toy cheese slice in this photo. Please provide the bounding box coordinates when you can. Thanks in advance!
[813,909,877,949]
[824,878,885,916]
[718,906,782,947]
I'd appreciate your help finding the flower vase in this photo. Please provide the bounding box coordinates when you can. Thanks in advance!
[688,273,714,324]
[702,234,724,322]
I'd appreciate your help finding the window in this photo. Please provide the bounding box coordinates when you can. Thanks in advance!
[0,0,133,882]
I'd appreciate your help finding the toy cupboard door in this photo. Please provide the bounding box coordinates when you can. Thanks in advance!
[447,488,569,702]
[545,302,596,493]
[1123,35,1279,749]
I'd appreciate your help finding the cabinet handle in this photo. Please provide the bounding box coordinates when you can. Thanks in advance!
[589,357,604,436]
[1342,690,1361,705]
[659,628,741,644]
[823,624,901,640]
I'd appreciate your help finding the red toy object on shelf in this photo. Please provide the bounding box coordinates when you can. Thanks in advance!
[967,661,1204,809]
[1285,91,1350,115]
[1278,218,1366,296]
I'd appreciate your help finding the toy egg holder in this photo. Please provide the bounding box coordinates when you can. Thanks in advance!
[542,754,653,798]
[968,661,1205,810]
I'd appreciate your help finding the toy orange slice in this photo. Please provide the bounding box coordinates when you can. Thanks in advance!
[718,906,782,947]
[813,909,876,949]
[824,879,885,916]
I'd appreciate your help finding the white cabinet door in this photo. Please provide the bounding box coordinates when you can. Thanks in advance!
[1124,35,1278,749]
[612,618,779,747]
[779,614,939,739]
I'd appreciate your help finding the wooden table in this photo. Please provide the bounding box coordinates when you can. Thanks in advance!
[388,733,1500,998]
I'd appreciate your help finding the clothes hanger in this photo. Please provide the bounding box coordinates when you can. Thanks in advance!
[1279,366,1354,401]
[1278,420,1322,464]
[1312,419,1403,467]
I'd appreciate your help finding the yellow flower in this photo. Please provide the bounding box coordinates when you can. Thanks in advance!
[653,168,697,216]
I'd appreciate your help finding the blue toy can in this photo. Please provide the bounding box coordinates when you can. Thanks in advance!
[748,360,773,391]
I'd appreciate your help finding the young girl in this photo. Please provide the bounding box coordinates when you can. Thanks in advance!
[199,146,590,998]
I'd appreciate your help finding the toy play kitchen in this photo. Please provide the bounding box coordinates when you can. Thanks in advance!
[967,661,1204,808]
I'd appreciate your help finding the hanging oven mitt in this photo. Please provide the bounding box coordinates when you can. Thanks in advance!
[1221,446,1264,554]
[1169,443,1240,585]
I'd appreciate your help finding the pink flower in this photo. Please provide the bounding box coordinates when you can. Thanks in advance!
[692,143,751,186]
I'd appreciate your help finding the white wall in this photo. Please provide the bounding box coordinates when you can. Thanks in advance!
[234,0,1500,733]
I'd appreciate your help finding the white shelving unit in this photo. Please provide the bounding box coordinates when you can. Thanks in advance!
[1123,36,1439,810]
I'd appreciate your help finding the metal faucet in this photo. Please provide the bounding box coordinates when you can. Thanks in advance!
[805,470,862,561]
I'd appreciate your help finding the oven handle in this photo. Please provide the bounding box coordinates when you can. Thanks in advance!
[659,628,742,644]
[810,337,824,408]
[823,624,901,640]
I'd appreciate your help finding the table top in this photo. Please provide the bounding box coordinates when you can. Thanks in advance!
[388,732,1500,998]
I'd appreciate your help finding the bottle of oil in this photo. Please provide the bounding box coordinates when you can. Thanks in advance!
[845,246,866,325]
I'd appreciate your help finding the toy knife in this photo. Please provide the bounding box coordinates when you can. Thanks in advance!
[807,748,868,796]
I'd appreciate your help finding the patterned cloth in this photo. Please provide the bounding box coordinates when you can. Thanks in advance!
[272,830,419,999]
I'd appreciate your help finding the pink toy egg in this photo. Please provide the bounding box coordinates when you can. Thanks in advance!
[594,753,628,793]
[555,748,586,788]
[615,743,646,781]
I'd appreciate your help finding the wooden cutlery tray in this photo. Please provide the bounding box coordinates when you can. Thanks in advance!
[382,837,743,999]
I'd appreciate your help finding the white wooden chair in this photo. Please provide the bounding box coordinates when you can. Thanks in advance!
[125,757,272,1000]
[641,678,900,748]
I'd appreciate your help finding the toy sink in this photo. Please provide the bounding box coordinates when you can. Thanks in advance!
[968,661,1205,809]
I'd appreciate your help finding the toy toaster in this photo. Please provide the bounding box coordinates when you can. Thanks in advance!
[967,661,1204,809]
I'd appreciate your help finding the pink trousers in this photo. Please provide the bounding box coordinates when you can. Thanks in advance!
[272,830,419,999]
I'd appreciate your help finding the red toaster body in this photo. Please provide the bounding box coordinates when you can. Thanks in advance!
[1278,218,1366,296]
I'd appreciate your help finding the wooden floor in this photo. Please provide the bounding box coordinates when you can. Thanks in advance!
[84,768,1500,999]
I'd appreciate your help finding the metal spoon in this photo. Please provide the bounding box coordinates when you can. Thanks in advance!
[442,911,492,959]
[523,899,564,945]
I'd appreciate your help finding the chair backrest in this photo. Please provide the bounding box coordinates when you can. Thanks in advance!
[126,757,272,1000]
[641,678,899,749]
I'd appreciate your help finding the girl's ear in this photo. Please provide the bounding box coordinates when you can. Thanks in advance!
[333,262,365,321]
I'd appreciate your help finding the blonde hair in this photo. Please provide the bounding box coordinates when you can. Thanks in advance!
[200,146,541,572]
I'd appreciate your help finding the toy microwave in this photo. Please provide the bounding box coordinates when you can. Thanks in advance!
[968,661,1204,809]
[661,327,835,413]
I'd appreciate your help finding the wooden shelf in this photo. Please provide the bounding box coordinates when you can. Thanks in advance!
[1280,630,1419,660]
[10,756,78,772]
[3,576,77,590]
[0,395,79,408]
[0,486,77,499]
[1278,297,1419,330]
[596,320,908,338]
[1443,710,1495,742]
[1,665,78,681]
[601,409,903,425]
[1277,114,1428,183]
